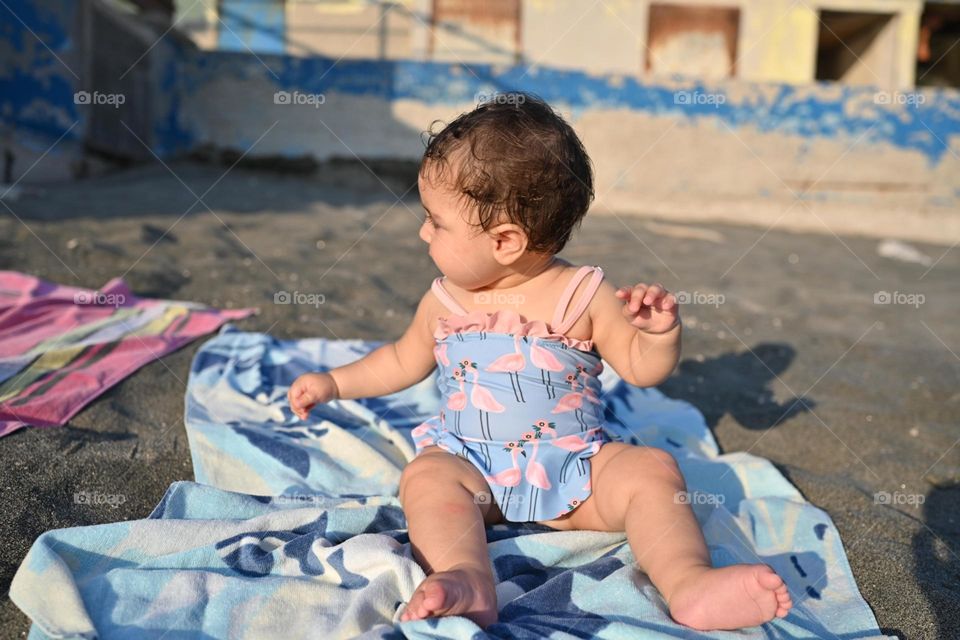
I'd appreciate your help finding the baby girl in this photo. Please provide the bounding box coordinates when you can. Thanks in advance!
[288,93,793,631]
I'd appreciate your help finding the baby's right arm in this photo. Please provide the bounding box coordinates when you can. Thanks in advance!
[288,290,438,419]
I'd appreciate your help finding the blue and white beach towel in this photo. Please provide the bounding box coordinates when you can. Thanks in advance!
[10,325,894,639]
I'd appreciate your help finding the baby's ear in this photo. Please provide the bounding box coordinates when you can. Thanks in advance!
[491,223,528,265]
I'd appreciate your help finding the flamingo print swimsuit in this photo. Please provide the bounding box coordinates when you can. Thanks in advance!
[411,265,613,522]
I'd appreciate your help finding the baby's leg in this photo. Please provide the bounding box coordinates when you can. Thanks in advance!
[546,442,793,631]
[397,446,503,628]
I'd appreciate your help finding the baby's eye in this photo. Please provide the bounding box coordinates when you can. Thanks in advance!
[424,212,439,229]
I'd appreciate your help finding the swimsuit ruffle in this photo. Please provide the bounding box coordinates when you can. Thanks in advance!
[413,420,612,522]
[434,308,595,352]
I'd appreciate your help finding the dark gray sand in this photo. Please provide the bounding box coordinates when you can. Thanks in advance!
[1,162,958,639]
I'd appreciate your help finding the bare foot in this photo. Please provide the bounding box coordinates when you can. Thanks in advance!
[666,563,793,631]
[399,563,498,628]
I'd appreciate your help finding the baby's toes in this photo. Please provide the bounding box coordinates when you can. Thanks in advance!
[402,589,427,621]
[775,589,793,616]
[419,581,447,613]
[401,578,450,621]
[755,565,784,591]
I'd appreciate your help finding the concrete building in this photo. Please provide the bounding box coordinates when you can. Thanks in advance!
[174,0,959,90]
[4,0,960,243]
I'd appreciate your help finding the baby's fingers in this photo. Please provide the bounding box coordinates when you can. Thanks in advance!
[289,386,313,414]
[287,387,298,411]
[288,385,301,407]
[291,400,310,420]
[627,285,649,313]
[658,292,678,310]
[641,283,666,305]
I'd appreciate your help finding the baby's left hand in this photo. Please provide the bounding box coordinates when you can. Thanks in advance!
[615,282,680,334]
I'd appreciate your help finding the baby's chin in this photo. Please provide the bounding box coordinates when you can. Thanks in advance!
[435,270,486,292]
[444,276,497,292]
[437,258,533,292]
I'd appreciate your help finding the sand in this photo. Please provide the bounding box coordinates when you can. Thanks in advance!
[0,161,957,639]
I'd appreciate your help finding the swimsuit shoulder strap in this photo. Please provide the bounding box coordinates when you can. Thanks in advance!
[431,277,470,315]
[551,265,604,335]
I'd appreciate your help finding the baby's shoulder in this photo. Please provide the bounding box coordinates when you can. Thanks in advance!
[417,285,445,338]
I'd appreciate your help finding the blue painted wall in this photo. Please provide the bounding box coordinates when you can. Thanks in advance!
[181,50,960,165]
[0,0,81,142]
[0,0,194,163]
[3,0,959,168]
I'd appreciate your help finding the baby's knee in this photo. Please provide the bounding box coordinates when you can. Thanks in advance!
[641,446,682,477]
[613,446,686,498]
[401,479,482,521]
[399,451,466,506]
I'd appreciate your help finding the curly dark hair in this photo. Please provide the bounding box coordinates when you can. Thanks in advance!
[419,92,594,255]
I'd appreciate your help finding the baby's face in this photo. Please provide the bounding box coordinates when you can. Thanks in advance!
[418,166,502,290]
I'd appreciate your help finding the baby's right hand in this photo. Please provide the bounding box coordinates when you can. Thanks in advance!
[288,372,340,420]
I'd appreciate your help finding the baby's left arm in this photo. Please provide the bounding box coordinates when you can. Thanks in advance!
[589,279,681,387]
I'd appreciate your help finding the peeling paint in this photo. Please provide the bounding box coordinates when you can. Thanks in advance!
[0,1,80,141]
[2,0,959,182]
[178,51,960,164]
